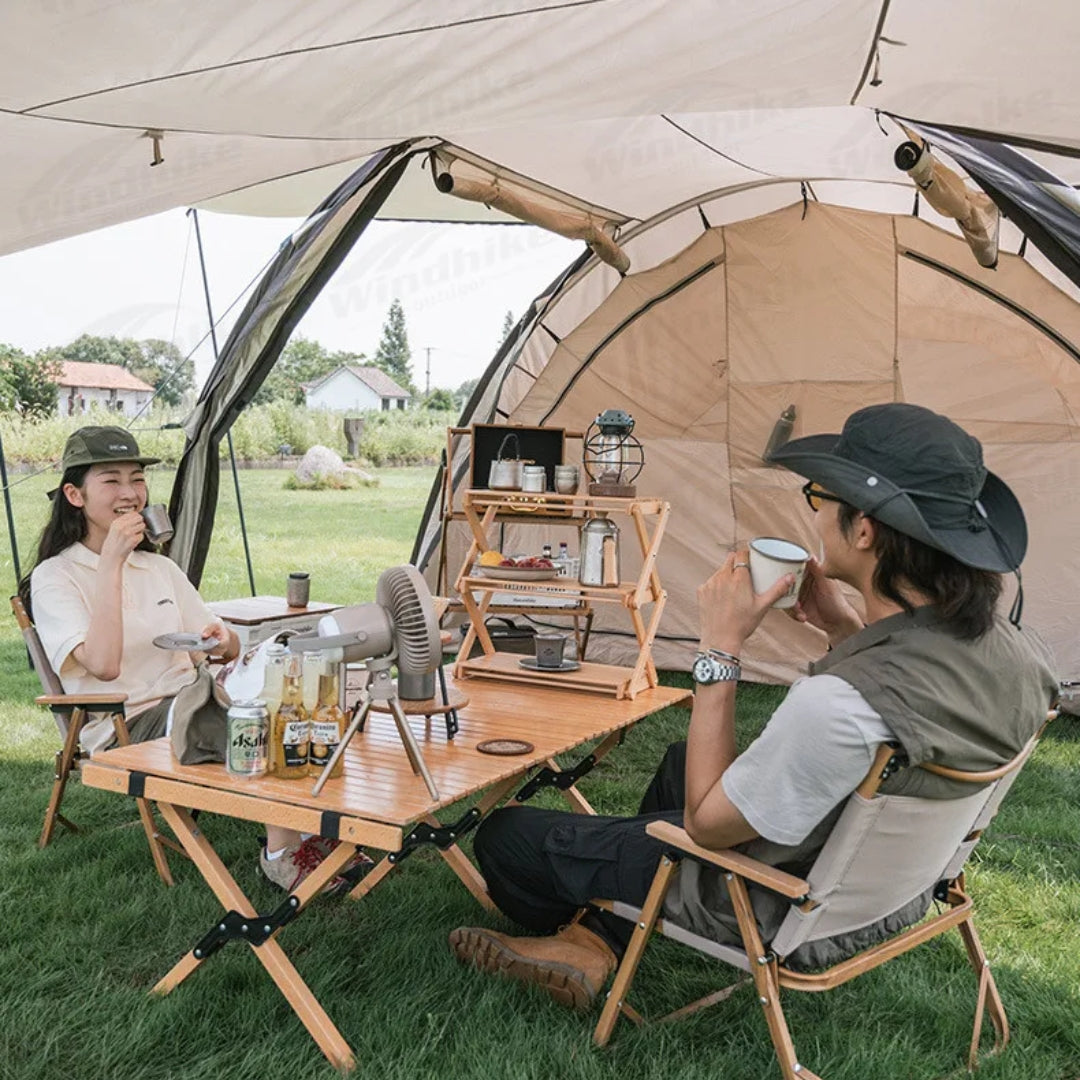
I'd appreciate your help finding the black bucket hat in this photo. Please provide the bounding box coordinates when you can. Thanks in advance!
[768,403,1026,573]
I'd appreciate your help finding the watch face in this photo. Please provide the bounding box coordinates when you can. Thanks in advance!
[692,654,716,684]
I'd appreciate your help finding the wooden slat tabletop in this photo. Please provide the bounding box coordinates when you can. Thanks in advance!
[82,675,690,829]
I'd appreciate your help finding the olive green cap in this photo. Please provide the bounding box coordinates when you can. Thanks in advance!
[60,426,160,471]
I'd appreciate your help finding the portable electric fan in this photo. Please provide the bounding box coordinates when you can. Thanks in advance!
[289,564,443,798]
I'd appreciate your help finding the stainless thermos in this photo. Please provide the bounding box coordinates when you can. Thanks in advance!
[578,515,620,587]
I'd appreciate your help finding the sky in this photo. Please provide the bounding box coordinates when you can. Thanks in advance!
[0,208,580,394]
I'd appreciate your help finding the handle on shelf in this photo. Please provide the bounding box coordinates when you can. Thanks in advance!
[602,535,618,586]
[495,432,520,462]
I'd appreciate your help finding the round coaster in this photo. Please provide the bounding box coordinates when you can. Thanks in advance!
[476,738,535,756]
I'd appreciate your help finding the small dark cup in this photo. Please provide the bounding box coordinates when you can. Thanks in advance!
[534,633,567,669]
[287,572,311,608]
[140,504,173,544]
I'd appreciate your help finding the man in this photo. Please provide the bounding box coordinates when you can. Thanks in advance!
[448,403,1058,1008]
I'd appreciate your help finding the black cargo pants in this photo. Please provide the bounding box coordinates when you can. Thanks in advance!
[472,741,688,953]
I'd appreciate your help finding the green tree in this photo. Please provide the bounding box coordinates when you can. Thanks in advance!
[422,387,456,411]
[129,339,194,407]
[254,337,363,405]
[500,310,515,344]
[455,377,480,409]
[42,333,139,369]
[373,299,414,393]
[0,344,62,417]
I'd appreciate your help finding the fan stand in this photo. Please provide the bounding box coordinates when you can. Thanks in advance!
[311,656,439,800]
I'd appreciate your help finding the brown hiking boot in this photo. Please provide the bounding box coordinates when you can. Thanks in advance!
[448,921,618,1011]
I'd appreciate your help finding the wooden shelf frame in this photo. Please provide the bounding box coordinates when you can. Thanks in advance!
[453,490,670,699]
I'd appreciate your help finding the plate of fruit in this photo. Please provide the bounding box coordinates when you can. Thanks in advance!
[475,553,560,581]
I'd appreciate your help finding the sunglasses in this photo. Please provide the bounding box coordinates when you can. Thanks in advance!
[802,482,848,512]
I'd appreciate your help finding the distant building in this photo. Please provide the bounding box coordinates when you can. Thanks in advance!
[56,361,154,416]
[303,365,411,411]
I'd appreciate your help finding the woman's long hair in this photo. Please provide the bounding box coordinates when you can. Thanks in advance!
[17,465,155,616]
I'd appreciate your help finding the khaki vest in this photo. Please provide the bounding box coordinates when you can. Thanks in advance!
[810,607,1058,799]
[665,607,1058,967]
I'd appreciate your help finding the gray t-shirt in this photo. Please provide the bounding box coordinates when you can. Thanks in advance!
[721,674,893,845]
[663,674,895,950]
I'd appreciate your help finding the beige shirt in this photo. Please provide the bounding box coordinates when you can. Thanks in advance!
[31,543,215,754]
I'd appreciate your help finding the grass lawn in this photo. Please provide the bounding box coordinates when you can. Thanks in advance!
[1,467,1079,1079]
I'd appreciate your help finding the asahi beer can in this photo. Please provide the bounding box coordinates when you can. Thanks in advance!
[226,699,269,778]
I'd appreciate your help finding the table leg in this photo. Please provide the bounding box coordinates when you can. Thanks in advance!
[151,803,359,1072]
[346,774,522,906]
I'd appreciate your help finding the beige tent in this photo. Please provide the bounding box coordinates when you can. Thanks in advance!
[423,200,1080,682]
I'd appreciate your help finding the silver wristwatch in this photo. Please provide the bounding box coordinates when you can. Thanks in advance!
[692,651,741,685]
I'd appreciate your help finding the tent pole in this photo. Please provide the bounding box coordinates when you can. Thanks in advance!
[188,208,257,598]
[0,426,21,591]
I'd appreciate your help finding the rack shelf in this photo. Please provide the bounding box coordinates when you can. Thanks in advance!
[453,489,670,699]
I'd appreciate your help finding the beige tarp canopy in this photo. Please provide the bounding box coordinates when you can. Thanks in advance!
[2,2,1079,680]
[4,2,1080,253]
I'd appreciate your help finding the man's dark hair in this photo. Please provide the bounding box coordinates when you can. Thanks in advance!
[837,503,1003,640]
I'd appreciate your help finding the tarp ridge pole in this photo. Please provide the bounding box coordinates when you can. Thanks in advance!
[188,208,257,598]
[0,427,21,590]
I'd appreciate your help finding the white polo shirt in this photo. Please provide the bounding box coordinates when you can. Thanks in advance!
[31,543,215,754]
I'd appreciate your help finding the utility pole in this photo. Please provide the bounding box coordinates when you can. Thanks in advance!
[424,346,433,395]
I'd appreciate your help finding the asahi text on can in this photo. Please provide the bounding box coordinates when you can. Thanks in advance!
[226,699,269,777]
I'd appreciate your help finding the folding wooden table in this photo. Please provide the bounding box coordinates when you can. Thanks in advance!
[81,673,690,1072]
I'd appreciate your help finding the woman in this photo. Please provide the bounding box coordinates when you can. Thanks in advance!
[21,425,354,892]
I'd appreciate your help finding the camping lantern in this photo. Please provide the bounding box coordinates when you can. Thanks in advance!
[583,409,644,498]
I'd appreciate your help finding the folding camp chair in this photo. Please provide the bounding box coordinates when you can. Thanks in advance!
[11,595,181,886]
[593,713,1056,1078]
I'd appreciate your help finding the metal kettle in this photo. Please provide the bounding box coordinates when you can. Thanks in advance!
[579,515,620,587]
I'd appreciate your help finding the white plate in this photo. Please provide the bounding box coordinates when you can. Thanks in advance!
[475,565,559,582]
[153,632,221,652]
[519,657,582,673]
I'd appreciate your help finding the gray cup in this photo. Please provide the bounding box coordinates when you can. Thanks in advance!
[287,572,310,608]
[534,633,567,669]
[140,504,173,544]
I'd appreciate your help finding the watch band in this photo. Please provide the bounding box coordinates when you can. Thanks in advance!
[692,652,741,685]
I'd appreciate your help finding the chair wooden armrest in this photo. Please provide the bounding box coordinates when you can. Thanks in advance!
[35,693,129,708]
[645,820,809,900]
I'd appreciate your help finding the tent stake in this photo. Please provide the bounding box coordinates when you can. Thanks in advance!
[188,208,257,598]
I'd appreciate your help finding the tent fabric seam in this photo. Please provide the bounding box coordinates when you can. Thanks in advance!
[899,250,1080,367]
[538,256,725,424]
[660,114,774,178]
[18,1,610,114]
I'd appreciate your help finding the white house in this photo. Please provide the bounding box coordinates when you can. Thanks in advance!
[303,365,410,411]
[56,361,154,416]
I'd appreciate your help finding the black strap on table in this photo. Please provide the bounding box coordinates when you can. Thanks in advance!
[126,771,147,798]
[319,810,342,841]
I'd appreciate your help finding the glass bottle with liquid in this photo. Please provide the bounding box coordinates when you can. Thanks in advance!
[260,644,286,729]
[309,648,346,780]
[269,651,310,779]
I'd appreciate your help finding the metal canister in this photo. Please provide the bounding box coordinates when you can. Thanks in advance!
[226,699,269,778]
